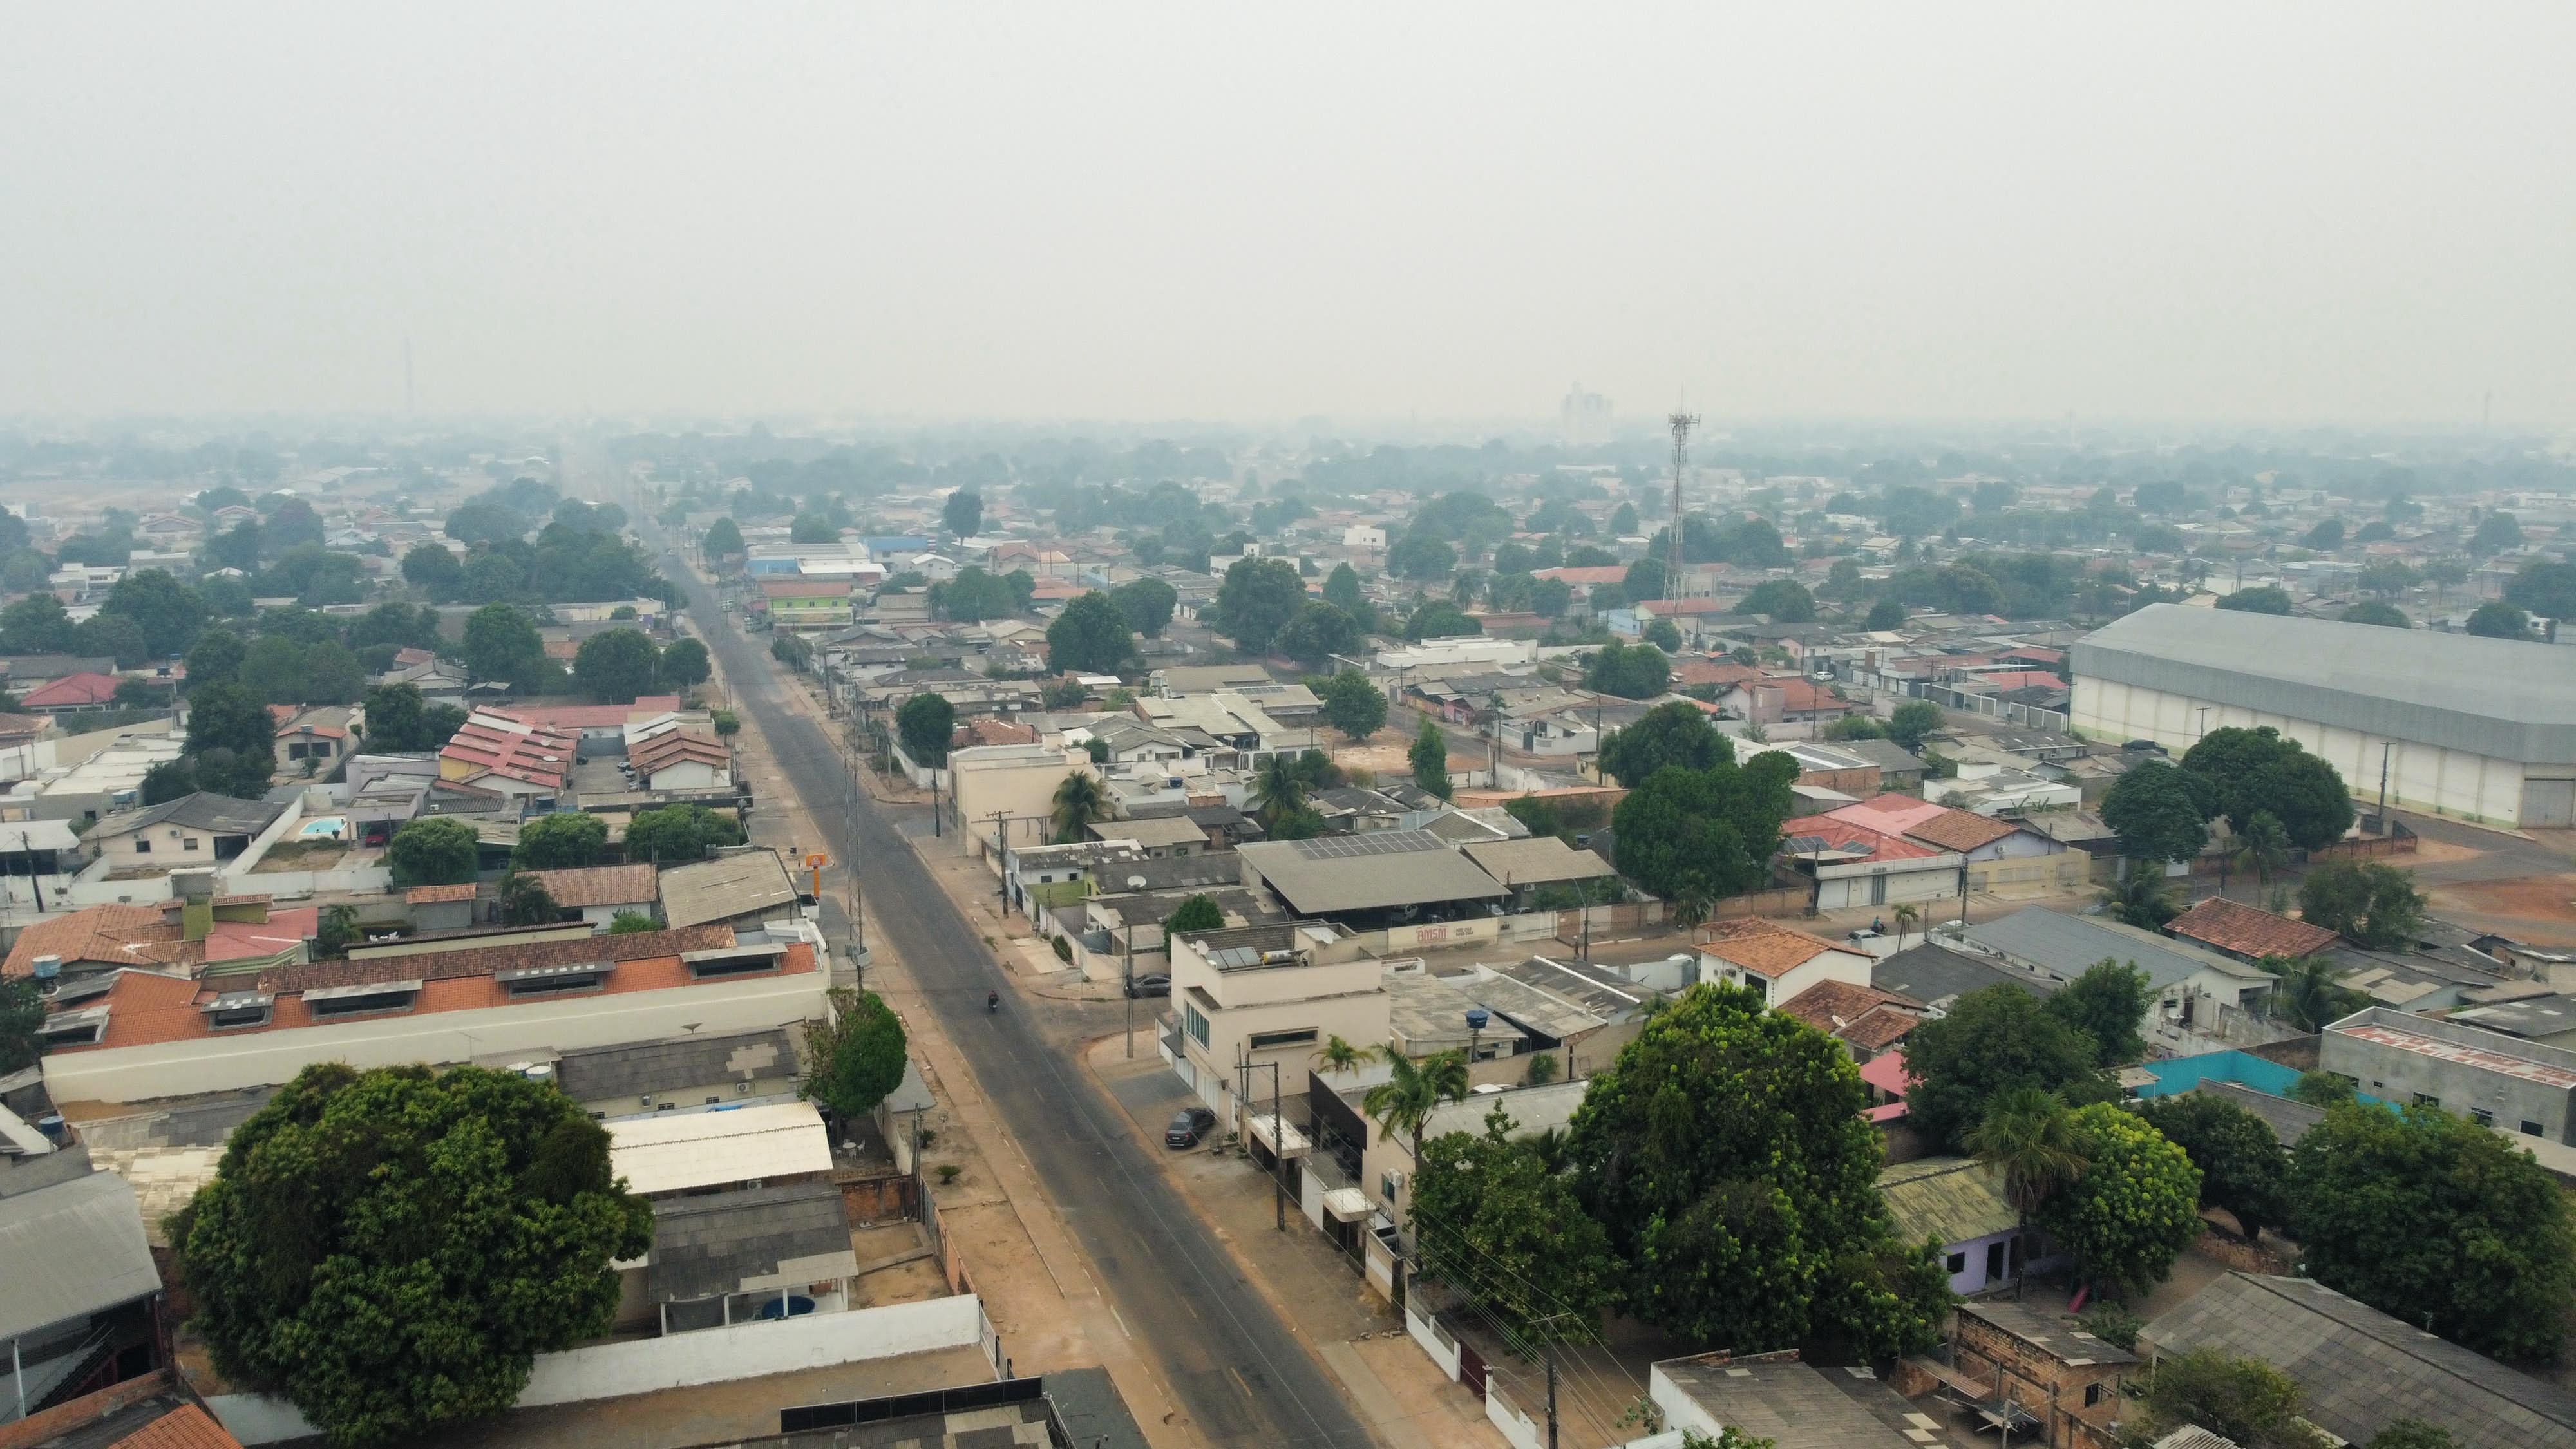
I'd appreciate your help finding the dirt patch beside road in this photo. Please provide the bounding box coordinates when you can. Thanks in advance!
[2425,873,2576,945]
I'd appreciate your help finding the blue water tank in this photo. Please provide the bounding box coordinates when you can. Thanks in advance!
[1465,1007,1489,1032]
[30,954,59,982]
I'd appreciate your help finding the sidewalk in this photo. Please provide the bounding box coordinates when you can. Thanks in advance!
[1084,1037,1505,1449]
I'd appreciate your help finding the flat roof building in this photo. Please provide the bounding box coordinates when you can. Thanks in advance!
[1236,830,1508,923]
[2322,1005,2576,1144]
[2071,603,2576,827]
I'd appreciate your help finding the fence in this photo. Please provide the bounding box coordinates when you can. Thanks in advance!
[838,1171,920,1226]
[2130,1048,2306,1100]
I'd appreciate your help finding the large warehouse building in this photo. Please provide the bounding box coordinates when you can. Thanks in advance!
[2070,604,2576,828]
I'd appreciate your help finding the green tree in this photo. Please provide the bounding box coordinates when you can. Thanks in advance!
[656,636,710,688]
[513,811,608,869]
[573,629,662,703]
[770,634,813,671]
[2365,1421,2456,1449]
[1608,502,1639,535]
[461,603,544,683]
[141,758,199,805]
[498,872,558,926]
[1050,770,1106,844]
[1045,591,1135,674]
[2043,960,2151,1066]
[622,804,744,864]
[1583,641,1671,699]
[2297,860,2425,950]
[1164,895,1225,934]
[2288,1101,2576,1361]
[1317,670,1387,740]
[1738,579,1817,622]
[2098,868,2184,931]
[896,692,955,766]
[172,1063,650,1448]
[100,569,207,658]
[940,489,983,540]
[1111,575,1177,637]
[1401,600,1481,641]
[2101,759,2213,864]
[1212,557,1307,654]
[2355,560,2417,596]
[1640,616,1683,652]
[302,641,366,707]
[2503,558,2576,620]
[2181,726,2354,849]
[2468,511,2523,555]
[2227,811,2292,900]
[607,911,658,933]
[700,516,744,559]
[710,708,740,739]
[1362,1045,1469,1155]
[2036,1102,2202,1294]
[183,680,283,799]
[1864,598,1908,631]
[401,542,465,600]
[2217,586,2295,614]
[2288,1067,2358,1107]
[1272,600,1359,669]
[790,515,837,544]
[2125,1348,2331,1449]
[75,611,149,668]
[1597,700,1732,786]
[1411,1107,1619,1343]
[388,816,479,886]
[0,975,43,1074]
[237,635,308,703]
[1410,719,1451,799]
[1567,983,1949,1358]
[184,627,248,690]
[802,987,909,1121]
[2464,600,2532,639]
[1822,714,1886,741]
[2304,517,2347,549]
[1885,699,1942,752]
[1322,561,1366,610]
[1963,1087,2089,1299]
[1387,533,1457,581]
[2137,1090,2289,1240]
[1251,753,1311,829]
[2270,954,2370,1032]
[1609,749,1796,905]
[1902,984,2114,1151]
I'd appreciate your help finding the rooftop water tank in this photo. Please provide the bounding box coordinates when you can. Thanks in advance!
[29,954,60,982]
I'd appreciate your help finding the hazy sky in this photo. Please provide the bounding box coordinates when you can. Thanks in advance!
[5,6,2573,427]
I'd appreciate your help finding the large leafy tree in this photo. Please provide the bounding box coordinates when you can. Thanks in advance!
[2036,1103,2202,1294]
[2503,558,2576,620]
[1884,699,1942,751]
[2041,959,2152,1067]
[1410,719,1451,800]
[802,987,909,1121]
[1386,533,1457,581]
[1321,562,1366,612]
[573,628,661,703]
[1163,895,1225,934]
[2180,726,2353,849]
[2125,1349,2332,1449]
[461,603,545,683]
[0,975,43,1074]
[1211,557,1308,655]
[513,811,608,869]
[401,542,465,600]
[2216,586,2294,614]
[940,489,983,540]
[185,627,247,690]
[1607,750,1795,905]
[1316,670,1387,741]
[100,569,206,658]
[2287,1101,2576,1361]
[1737,579,1817,623]
[1045,591,1135,675]
[1411,1106,1618,1343]
[2101,759,2213,863]
[1567,983,1950,1358]
[1583,641,1671,699]
[1272,601,1360,669]
[183,680,283,799]
[656,637,711,688]
[699,516,744,560]
[623,804,744,864]
[2464,600,2533,639]
[0,592,77,654]
[1596,699,1730,787]
[2137,1091,2289,1240]
[1110,575,1177,638]
[896,692,955,766]
[171,1063,651,1447]
[388,817,479,886]
[2297,860,2425,950]
[1902,984,2114,1151]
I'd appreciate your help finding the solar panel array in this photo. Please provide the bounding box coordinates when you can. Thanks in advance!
[1289,831,1444,860]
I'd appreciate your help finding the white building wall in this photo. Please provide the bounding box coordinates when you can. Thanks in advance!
[2072,677,2533,826]
[44,971,829,1104]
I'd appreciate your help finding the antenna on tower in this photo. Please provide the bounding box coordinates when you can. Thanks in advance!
[1664,410,1699,601]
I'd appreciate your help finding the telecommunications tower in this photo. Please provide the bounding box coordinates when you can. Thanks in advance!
[1664,410,1699,601]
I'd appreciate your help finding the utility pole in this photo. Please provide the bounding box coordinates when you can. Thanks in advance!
[2377,741,2393,831]
[1258,1059,1287,1231]
[23,831,42,913]
[1665,410,1700,601]
[1546,1342,1560,1449]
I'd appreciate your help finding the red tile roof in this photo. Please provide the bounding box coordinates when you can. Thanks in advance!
[507,697,683,731]
[2166,896,2340,960]
[1696,916,1849,978]
[116,1404,246,1449]
[1901,810,2022,854]
[520,864,658,908]
[1533,565,1628,585]
[630,728,731,777]
[1776,980,1927,1046]
[2,904,188,977]
[20,672,122,708]
[440,709,580,789]
[1779,812,1949,863]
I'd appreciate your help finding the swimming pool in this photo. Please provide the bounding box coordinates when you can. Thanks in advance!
[297,815,350,839]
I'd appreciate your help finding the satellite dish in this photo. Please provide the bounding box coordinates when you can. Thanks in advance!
[1127,876,1147,891]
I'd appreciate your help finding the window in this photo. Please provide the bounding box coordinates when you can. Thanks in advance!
[2471,1108,2495,1128]
[705,1096,721,1105]
[506,974,604,999]
[133,838,150,854]
[656,1101,676,1112]
[308,989,418,1018]
[1183,1002,1211,1048]
[1249,1028,1318,1051]
[2412,1092,2441,1109]
[207,1005,271,1030]
[687,954,780,980]
[1985,1240,2005,1282]
[1946,1252,1967,1275]
[2524,1121,2545,1137]
[2084,1384,2103,1408]
[184,837,200,851]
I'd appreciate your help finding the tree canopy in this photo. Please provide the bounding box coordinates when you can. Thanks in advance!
[1885,699,1942,752]
[2036,1103,2202,1294]
[1412,1106,1619,1344]
[1607,748,1795,907]
[2101,759,2214,863]
[1738,579,1817,623]
[1045,591,1135,675]
[1410,719,1451,800]
[1583,640,1671,699]
[802,987,909,1122]
[2464,600,2533,639]
[2181,726,2353,849]
[1596,699,1731,787]
[1901,984,2114,1151]
[388,817,478,886]
[1273,600,1361,668]
[940,489,983,540]
[183,680,285,799]
[573,628,663,703]
[1111,575,1177,638]
[2297,860,2425,950]
[2216,586,2294,614]
[2042,959,2152,1066]
[1566,983,1949,1358]
[2503,558,2576,620]
[623,804,744,864]
[896,692,954,766]
[513,811,608,869]
[2136,1090,2289,1240]
[2124,1348,2331,1449]
[1213,557,1307,654]
[172,1063,652,1447]
[1164,895,1226,934]
[1317,669,1387,740]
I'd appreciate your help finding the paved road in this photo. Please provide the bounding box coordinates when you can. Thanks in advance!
[631,509,1376,1449]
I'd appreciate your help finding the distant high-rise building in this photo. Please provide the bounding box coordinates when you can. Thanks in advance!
[1559,383,1612,447]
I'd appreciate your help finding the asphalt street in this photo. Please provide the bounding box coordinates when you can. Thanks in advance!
[634,511,1378,1449]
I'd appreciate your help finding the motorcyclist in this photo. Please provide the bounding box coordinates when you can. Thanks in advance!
[987,990,999,1012]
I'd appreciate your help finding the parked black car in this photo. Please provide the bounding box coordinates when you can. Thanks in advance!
[1124,974,1171,999]
[1164,1106,1218,1148]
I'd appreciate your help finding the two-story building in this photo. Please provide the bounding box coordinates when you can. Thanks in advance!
[2322,1005,2576,1143]
[1164,922,1385,1130]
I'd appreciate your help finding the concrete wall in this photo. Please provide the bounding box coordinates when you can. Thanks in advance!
[2072,676,2538,826]
[44,969,829,1104]
[2322,1019,2576,1144]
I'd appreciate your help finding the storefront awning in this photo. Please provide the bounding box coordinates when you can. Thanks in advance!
[1245,1113,1311,1159]
[1323,1187,1372,1222]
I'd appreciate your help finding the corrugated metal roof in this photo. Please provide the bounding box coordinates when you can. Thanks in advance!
[1238,831,1508,914]
[1962,909,2272,993]
[0,1168,160,1341]
[648,1181,855,1303]
[658,850,801,928]
[607,1101,835,1197]
[2141,1273,2576,1447]
[1877,1155,2018,1248]
[554,1028,795,1103]
[2074,604,2576,765]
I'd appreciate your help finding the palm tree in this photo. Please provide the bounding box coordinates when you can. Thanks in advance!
[2100,868,2182,931]
[2235,811,2291,901]
[1671,886,1713,929]
[1963,1086,2090,1299]
[1251,755,1307,828]
[2271,954,2365,1031]
[1891,902,1921,952]
[1361,1046,1470,1156]
[1050,770,1106,844]
[1311,1034,1366,1077]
